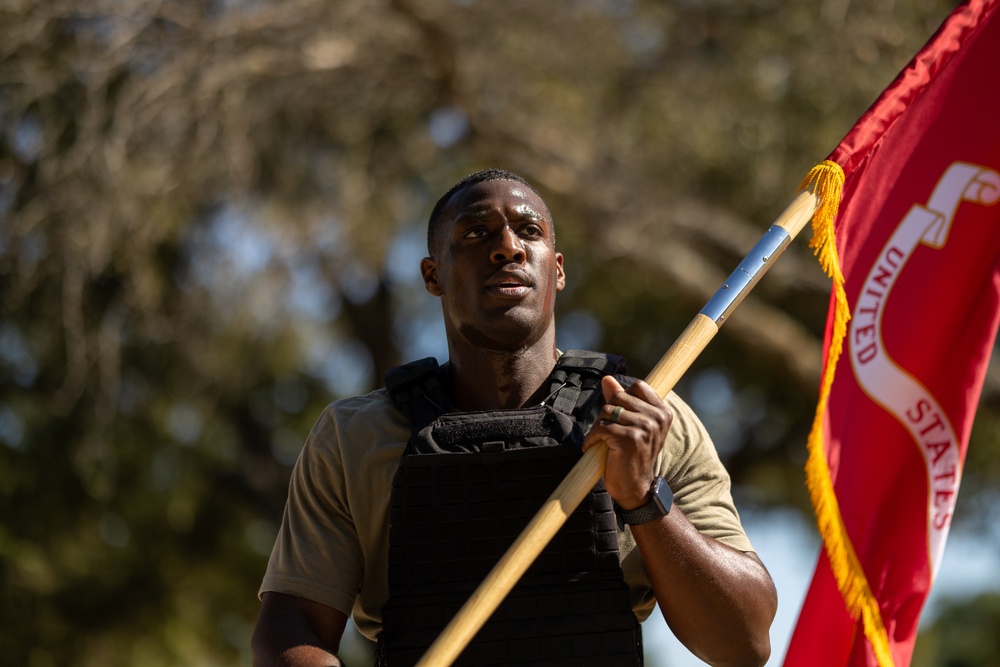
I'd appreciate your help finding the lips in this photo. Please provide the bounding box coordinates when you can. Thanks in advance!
[485,270,533,297]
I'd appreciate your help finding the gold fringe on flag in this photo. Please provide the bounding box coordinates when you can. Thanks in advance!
[799,160,896,667]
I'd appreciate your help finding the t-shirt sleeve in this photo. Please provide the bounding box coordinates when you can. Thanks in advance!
[658,391,754,553]
[621,390,754,620]
[258,406,363,616]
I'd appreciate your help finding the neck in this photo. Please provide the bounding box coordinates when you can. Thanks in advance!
[446,333,560,411]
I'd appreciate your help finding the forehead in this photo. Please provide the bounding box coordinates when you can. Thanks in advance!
[442,179,551,223]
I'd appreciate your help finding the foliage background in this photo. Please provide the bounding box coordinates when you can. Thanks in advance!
[2,0,998,665]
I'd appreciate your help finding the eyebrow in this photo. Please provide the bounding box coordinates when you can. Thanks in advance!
[456,207,496,221]
[456,204,547,222]
[511,205,545,221]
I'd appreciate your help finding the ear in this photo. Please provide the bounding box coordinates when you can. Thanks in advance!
[420,257,443,296]
[555,252,566,292]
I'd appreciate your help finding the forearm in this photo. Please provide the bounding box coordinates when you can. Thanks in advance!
[631,510,777,667]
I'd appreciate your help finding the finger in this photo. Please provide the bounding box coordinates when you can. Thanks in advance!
[624,378,664,403]
[608,404,625,425]
[599,397,637,427]
[601,375,664,420]
[597,375,634,426]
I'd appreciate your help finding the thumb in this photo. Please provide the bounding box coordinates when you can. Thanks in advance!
[601,374,624,402]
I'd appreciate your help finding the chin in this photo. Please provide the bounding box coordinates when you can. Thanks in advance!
[458,321,548,353]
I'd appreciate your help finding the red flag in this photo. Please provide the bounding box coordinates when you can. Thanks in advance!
[784,1,1000,666]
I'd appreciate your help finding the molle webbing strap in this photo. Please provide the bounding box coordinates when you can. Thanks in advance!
[403,406,577,456]
[546,350,627,423]
[382,445,640,666]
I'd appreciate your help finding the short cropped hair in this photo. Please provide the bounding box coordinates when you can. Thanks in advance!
[426,168,546,256]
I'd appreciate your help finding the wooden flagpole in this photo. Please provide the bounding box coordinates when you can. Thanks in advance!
[414,188,823,667]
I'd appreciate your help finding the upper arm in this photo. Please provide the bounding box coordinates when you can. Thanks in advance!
[260,407,366,615]
[659,392,755,552]
[252,591,350,666]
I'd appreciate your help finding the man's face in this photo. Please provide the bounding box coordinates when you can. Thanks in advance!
[421,179,566,352]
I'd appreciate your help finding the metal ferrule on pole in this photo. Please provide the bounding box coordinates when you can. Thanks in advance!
[699,225,793,325]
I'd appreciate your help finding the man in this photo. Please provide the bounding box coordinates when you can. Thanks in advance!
[252,169,777,666]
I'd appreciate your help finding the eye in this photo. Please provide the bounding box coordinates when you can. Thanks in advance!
[462,226,488,239]
[520,223,544,238]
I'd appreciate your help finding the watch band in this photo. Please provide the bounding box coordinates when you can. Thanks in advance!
[614,477,673,530]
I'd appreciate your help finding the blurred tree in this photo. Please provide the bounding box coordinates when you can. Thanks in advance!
[1,0,993,665]
[913,593,1000,667]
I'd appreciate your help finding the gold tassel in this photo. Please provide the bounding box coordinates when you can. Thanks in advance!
[799,160,896,667]
[800,160,846,283]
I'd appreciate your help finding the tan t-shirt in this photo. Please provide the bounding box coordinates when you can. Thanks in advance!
[259,387,754,642]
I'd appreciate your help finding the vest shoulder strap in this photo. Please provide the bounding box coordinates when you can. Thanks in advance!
[385,357,451,432]
[546,349,630,425]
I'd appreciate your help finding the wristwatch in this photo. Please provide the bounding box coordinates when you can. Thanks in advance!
[614,477,673,531]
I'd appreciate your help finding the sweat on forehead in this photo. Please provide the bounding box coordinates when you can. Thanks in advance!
[426,168,549,254]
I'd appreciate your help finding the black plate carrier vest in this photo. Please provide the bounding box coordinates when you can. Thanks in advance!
[377,351,642,667]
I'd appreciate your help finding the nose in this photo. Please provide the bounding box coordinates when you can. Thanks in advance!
[491,225,525,263]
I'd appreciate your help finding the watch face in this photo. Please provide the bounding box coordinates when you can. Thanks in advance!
[652,477,673,515]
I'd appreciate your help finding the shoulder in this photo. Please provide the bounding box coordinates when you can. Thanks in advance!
[656,390,755,551]
[662,390,710,442]
[655,389,717,475]
[318,388,408,430]
[302,388,412,464]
